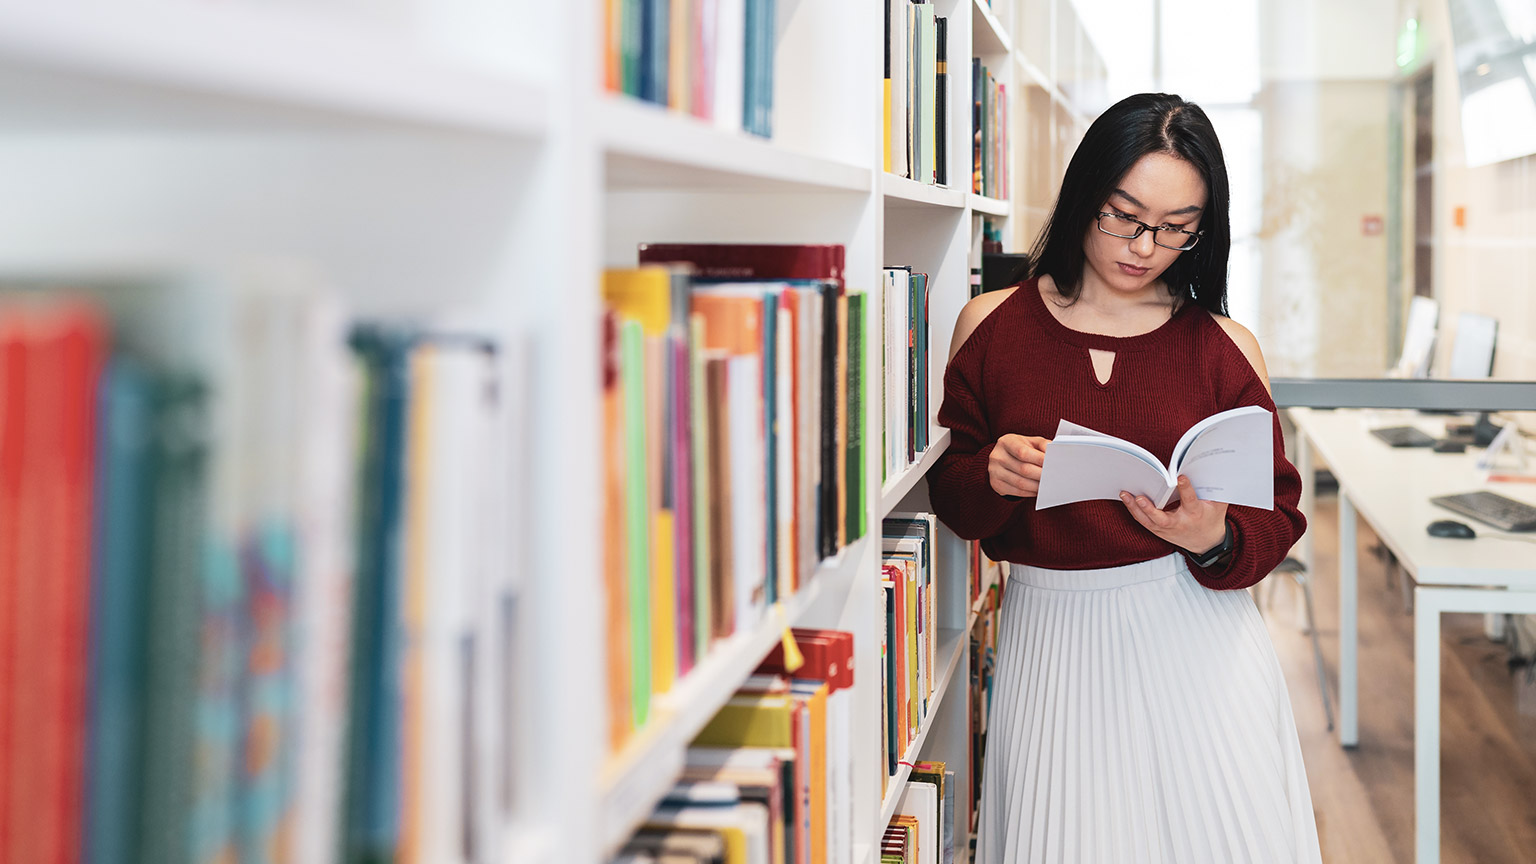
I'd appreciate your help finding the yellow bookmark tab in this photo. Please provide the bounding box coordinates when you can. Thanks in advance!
[775,603,805,673]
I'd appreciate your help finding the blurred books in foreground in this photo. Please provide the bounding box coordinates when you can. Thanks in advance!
[0,270,515,864]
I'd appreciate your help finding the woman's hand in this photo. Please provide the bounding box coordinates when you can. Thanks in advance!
[1120,475,1228,553]
[990,434,1049,498]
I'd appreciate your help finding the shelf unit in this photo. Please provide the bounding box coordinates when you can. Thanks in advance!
[0,0,1106,862]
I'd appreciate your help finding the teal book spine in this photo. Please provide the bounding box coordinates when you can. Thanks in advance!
[137,375,211,864]
[343,330,412,863]
[87,359,153,864]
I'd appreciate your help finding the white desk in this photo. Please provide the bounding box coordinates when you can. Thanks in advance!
[1288,408,1536,864]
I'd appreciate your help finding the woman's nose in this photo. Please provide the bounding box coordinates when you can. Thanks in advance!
[1130,229,1158,258]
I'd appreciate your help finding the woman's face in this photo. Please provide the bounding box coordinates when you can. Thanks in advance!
[1081,151,1208,297]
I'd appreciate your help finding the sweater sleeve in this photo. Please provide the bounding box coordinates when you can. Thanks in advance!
[1181,377,1307,590]
[928,325,1026,541]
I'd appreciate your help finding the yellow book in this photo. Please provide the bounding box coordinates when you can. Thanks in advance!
[883,79,892,173]
[720,828,748,864]
[603,268,672,336]
[693,693,795,748]
[809,682,829,864]
[652,508,677,694]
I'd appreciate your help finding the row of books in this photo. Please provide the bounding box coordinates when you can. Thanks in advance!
[604,0,778,138]
[884,1,950,185]
[602,243,867,753]
[966,567,1004,849]
[0,277,514,864]
[882,266,933,482]
[973,59,1009,199]
[885,761,956,864]
[880,513,940,794]
[611,628,856,864]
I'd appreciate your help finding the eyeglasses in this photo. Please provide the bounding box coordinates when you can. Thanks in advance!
[1096,211,1204,251]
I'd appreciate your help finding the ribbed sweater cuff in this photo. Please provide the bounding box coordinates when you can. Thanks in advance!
[1185,515,1279,591]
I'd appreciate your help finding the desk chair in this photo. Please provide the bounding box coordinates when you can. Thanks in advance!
[1254,556,1336,731]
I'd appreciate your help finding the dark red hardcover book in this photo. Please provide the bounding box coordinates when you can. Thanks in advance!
[758,628,854,692]
[636,244,846,291]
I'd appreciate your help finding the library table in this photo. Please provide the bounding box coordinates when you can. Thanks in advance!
[1287,407,1536,864]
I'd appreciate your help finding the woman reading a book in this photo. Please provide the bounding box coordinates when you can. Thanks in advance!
[930,93,1321,863]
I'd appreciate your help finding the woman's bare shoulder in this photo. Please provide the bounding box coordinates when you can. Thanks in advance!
[1205,311,1271,393]
[949,286,1019,362]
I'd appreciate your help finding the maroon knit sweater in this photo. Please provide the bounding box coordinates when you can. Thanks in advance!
[928,279,1305,590]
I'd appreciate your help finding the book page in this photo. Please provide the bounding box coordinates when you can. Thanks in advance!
[1169,405,1274,509]
[1035,435,1175,510]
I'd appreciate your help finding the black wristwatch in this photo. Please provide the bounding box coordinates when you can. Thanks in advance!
[1188,523,1235,569]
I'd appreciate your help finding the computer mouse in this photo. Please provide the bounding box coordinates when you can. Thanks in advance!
[1427,519,1476,539]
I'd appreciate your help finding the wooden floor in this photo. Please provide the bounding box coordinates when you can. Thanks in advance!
[1260,490,1536,863]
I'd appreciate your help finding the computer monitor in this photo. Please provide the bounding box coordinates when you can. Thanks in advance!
[1395,295,1439,378]
[1447,312,1497,379]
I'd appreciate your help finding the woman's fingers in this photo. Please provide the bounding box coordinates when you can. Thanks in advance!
[990,466,1036,497]
[1121,492,1171,531]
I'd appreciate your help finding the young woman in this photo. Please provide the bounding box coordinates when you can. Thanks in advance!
[929,93,1323,863]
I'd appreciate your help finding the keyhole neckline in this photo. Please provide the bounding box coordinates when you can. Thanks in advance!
[1024,276,1193,352]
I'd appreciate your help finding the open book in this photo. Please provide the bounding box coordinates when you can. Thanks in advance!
[1034,405,1275,510]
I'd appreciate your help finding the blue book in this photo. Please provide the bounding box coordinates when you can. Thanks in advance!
[87,360,153,864]
[343,329,414,863]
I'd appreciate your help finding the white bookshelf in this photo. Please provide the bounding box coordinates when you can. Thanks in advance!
[881,429,954,516]
[970,193,1012,217]
[0,0,1104,862]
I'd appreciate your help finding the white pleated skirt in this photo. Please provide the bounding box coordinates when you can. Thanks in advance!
[974,553,1323,864]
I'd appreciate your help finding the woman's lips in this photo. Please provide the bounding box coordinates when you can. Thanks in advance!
[1118,262,1149,276]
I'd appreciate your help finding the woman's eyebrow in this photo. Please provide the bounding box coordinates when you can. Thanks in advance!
[1110,188,1204,216]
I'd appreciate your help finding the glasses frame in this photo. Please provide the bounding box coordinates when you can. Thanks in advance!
[1096,211,1204,251]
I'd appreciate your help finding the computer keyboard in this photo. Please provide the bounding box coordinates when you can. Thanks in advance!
[1370,425,1436,447]
[1430,491,1536,532]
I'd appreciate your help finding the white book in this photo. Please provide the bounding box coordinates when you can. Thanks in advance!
[917,4,937,184]
[292,292,356,864]
[832,676,853,864]
[418,345,492,864]
[715,0,747,132]
[1034,405,1276,510]
[889,0,910,178]
[895,779,939,864]
[796,290,818,582]
[776,305,794,594]
[728,353,768,628]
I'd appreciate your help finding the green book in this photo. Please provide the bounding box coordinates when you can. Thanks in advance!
[137,374,210,864]
[845,291,866,542]
[620,320,652,726]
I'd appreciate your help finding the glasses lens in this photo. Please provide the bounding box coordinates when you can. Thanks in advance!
[1155,231,1199,251]
[1099,213,1142,238]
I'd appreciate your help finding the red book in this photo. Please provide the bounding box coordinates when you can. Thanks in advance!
[0,306,25,858]
[51,306,102,864]
[637,244,846,292]
[6,303,104,864]
[758,627,854,692]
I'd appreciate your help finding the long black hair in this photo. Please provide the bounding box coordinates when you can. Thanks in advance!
[1026,93,1231,316]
